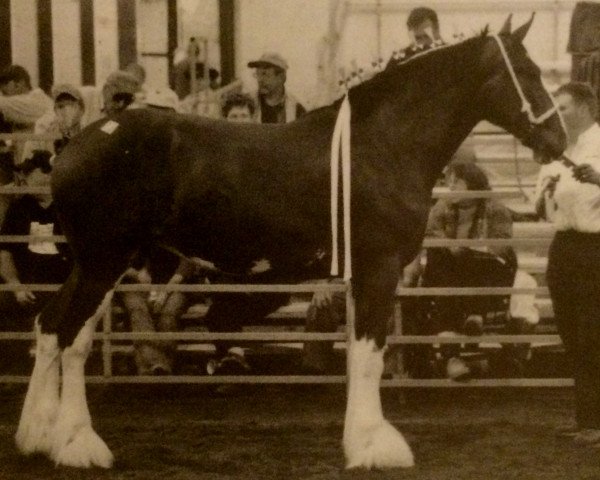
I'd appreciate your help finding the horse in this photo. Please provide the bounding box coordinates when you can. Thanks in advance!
[15,15,565,470]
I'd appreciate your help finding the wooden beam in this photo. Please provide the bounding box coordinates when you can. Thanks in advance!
[349,0,576,14]
[0,0,11,68]
[117,0,137,69]
[36,0,53,92]
[219,0,235,85]
[167,0,177,88]
[80,0,95,85]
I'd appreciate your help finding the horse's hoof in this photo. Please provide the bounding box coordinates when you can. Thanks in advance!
[52,426,114,469]
[344,420,414,469]
[15,420,54,457]
[16,398,59,457]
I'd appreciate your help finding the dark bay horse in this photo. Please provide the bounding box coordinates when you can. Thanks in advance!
[16,16,565,469]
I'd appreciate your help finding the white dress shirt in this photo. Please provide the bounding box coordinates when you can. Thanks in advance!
[534,123,600,232]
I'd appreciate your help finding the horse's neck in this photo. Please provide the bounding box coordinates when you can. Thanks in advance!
[355,43,488,188]
[381,84,481,189]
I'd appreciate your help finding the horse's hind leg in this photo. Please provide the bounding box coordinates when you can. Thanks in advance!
[343,255,414,469]
[50,275,119,469]
[15,317,60,457]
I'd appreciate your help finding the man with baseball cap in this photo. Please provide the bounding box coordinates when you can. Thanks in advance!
[23,83,86,160]
[247,52,306,123]
[102,70,142,116]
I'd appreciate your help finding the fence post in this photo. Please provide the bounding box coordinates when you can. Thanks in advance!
[102,303,113,381]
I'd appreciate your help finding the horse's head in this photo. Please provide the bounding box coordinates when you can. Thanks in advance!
[476,14,566,160]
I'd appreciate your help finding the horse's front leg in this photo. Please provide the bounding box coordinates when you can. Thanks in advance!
[343,254,414,469]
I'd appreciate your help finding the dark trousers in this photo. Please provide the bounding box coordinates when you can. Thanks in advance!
[0,290,54,374]
[422,248,517,333]
[404,248,516,376]
[547,230,600,429]
[205,293,290,357]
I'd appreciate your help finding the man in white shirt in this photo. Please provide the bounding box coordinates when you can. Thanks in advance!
[0,65,53,227]
[0,65,53,131]
[535,82,600,445]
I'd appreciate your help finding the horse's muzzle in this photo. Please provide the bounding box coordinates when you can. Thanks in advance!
[521,125,566,162]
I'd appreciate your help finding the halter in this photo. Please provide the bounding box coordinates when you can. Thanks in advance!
[492,34,558,126]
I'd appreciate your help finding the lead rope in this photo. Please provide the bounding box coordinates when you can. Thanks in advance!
[330,95,352,281]
[492,34,558,125]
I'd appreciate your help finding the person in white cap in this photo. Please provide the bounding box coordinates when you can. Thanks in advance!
[28,83,86,157]
[247,52,306,123]
[144,87,180,112]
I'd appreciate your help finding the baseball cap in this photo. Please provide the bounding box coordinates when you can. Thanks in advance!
[247,52,288,71]
[51,83,84,107]
[102,70,141,99]
[144,88,179,111]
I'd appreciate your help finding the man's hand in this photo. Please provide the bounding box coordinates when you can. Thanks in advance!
[15,287,36,305]
[311,290,332,308]
[573,164,600,186]
[151,292,169,314]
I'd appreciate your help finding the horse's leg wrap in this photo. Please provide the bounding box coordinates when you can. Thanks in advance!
[51,290,114,469]
[16,319,60,456]
[343,335,414,469]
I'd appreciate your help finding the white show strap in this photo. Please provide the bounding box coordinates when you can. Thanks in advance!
[330,95,352,281]
[492,34,558,125]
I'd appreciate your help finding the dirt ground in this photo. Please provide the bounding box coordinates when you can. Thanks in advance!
[0,384,597,480]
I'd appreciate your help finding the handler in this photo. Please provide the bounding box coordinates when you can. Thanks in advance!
[535,82,600,445]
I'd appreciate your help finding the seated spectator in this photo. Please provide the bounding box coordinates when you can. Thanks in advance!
[200,93,258,376]
[247,52,306,123]
[222,92,256,122]
[0,152,71,372]
[118,95,186,375]
[420,161,522,378]
[0,65,53,132]
[0,65,53,225]
[144,87,180,112]
[119,249,205,375]
[102,70,142,116]
[23,84,86,160]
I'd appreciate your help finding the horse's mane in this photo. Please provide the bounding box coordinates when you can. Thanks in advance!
[308,28,491,118]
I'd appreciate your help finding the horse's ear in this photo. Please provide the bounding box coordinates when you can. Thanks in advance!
[512,13,535,43]
[499,14,512,36]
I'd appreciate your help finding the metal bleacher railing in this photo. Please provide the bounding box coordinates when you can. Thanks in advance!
[0,133,568,388]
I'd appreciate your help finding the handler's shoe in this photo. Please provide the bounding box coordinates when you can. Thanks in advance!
[207,350,251,376]
[573,429,600,446]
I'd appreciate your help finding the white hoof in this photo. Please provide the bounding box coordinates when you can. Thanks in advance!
[15,408,56,457]
[344,420,414,470]
[16,380,59,456]
[52,425,114,469]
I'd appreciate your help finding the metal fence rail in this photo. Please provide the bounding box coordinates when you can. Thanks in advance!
[0,134,565,387]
